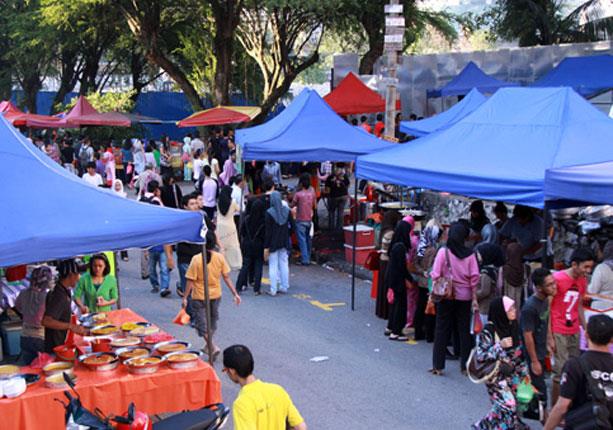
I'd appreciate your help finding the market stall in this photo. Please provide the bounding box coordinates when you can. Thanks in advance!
[323,72,399,116]
[25,96,131,128]
[426,61,519,99]
[399,88,486,137]
[0,101,63,128]
[0,308,221,430]
[177,105,261,127]
[531,54,613,97]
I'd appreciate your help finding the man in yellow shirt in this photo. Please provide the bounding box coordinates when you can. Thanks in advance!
[223,345,307,430]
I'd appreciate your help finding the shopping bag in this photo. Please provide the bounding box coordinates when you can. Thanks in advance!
[173,308,191,326]
[425,297,436,315]
[470,311,483,335]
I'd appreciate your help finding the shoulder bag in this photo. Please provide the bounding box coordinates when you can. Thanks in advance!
[431,247,454,303]
[565,356,612,430]
[467,330,500,384]
[364,250,380,271]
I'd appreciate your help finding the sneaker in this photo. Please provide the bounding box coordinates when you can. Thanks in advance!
[390,335,409,342]
[278,289,288,294]
[267,291,277,297]
[150,286,160,293]
[160,289,171,298]
[384,328,392,336]
[141,275,150,280]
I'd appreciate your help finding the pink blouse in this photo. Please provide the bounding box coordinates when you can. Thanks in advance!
[430,247,480,301]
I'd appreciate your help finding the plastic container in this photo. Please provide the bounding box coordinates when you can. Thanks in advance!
[2,376,26,398]
[344,244,375,266]
[0,321,22,356]
[343,224,375,248]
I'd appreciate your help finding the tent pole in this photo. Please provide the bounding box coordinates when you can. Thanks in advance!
[541,201,550,269]
[201,243,214,365]
[351,176,358,311]
[114,252,122,309]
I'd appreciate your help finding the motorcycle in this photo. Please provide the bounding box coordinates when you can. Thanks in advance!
[56,372,229,430]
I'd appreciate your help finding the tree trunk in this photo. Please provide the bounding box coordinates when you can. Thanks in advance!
[359,22,384,75]
[0,61,11,101]
[52,52,81,113]
[210,1,241,105]
[21,75,41,114]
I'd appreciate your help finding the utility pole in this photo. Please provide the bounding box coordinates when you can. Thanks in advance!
[383,0,404,141]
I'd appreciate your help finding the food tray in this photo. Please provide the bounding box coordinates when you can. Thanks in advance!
[124,356,163,375]
[45,373,77,389]
[129,325,160,337]
[79,312,108,328]
[115,346,151,362]
[120,321,151,333]
[0,365,20,380]
[110,336,141,348]
[43,361,74,378]
[164,350,202,370]
[78,352,119,372]
[154,340,191,355]
[90,324,119,337]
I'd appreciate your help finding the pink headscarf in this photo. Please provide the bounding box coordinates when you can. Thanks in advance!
[402,216,419,263]
[219,158,237,186]
[502,296,515,313]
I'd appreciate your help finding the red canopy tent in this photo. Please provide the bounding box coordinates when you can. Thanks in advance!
[26,96,131,128]
[324,72,400,116]
[177,106,261,127]
[0,101,63,127]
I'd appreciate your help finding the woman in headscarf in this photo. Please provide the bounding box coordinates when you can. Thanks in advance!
[472,297,530,430]
[430,222,480,376]
[103,151,116,187]
[264,191,295,296]
[479,223,498,246]
[588,240,613,297]
[112,179,129,261]
[216,185,242,270]
[501,243,525,308]
[414,219,442,342]
[376,210,402,320]
[403,216,421,331]
[386,242,414,341]
[219,150,237,186]
[15,266,54,364]
[132,139,146,176]
[160,173,183,209]
[475,243,505,324]
[236,198,266,295]
[470,200,490,235]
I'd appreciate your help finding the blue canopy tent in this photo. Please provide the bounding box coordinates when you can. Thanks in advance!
[356,87,613,209]
[545,161,613,208]
[400,89,486,137]
[236,89,396,162]
[531,55,613,97]
[427,61,519,98]
[0,116,203,267]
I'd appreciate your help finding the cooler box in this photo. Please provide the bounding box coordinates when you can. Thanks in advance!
[344,244,375,266]
[0,321,22,357]
[343,224,375,248]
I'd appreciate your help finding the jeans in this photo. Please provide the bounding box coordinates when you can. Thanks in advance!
[328,196,347,231]
[178,262,190,294]
[432,299,472,371]
[268,249,289,294]
[237,253,264,293]
[296,221,312,264]
[149,250,169,291]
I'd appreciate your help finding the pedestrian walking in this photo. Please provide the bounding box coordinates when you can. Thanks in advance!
[501,243,526,308]
[376,211,402,320]
[236,198,266,295]
[264,191,295,296]
[588,240,613,297]
[291,173,317,266]
[200,165,218,220]
[183,231,241,360]
[325,164,350,232]
[161,173,183,209]
[386,242,413,341]
[472,297,531,430]
[217,186,243,270]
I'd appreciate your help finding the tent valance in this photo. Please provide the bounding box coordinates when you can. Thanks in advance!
[545,161,613,208]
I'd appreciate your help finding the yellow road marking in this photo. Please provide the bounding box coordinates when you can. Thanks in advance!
[405,339,418,345]
[308,301,346,312]
[292,294,312,300]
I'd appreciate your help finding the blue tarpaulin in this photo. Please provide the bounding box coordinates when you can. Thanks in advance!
[0,115,203,267]
[531,55,613,97]
[427,61,519,98]
[545,161,613,207]
[236,89,396,162]
[400,89,486,137]
[357,87,613,208]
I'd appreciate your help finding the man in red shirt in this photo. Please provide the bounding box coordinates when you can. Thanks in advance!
[360,116,372,133]
[291,173,317,265]
[373,114,385,137]
[549,247,594,405]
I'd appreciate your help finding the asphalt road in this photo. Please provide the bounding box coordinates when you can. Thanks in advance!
[116,251,538,429]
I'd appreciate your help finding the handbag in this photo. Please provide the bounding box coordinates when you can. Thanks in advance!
[364,250,380,271]
[565,356,611,430]
[467,330,500,384]
[386,288,394,304]
[425,297,436,315]
[470,311,483,335]
[431,247,453,303]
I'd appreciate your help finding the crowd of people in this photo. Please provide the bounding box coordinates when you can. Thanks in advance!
[374,199,613,428]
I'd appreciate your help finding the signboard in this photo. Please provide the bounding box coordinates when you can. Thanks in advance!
[386,17,405,27]
[384,4,403,14]
[385,34,403,44]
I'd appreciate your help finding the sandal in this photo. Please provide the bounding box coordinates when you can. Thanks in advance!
[428,368,444,376]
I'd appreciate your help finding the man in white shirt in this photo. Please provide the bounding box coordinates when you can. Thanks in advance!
[231,174,246,229]
[82,162,103,187]
[191,133,205,156]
